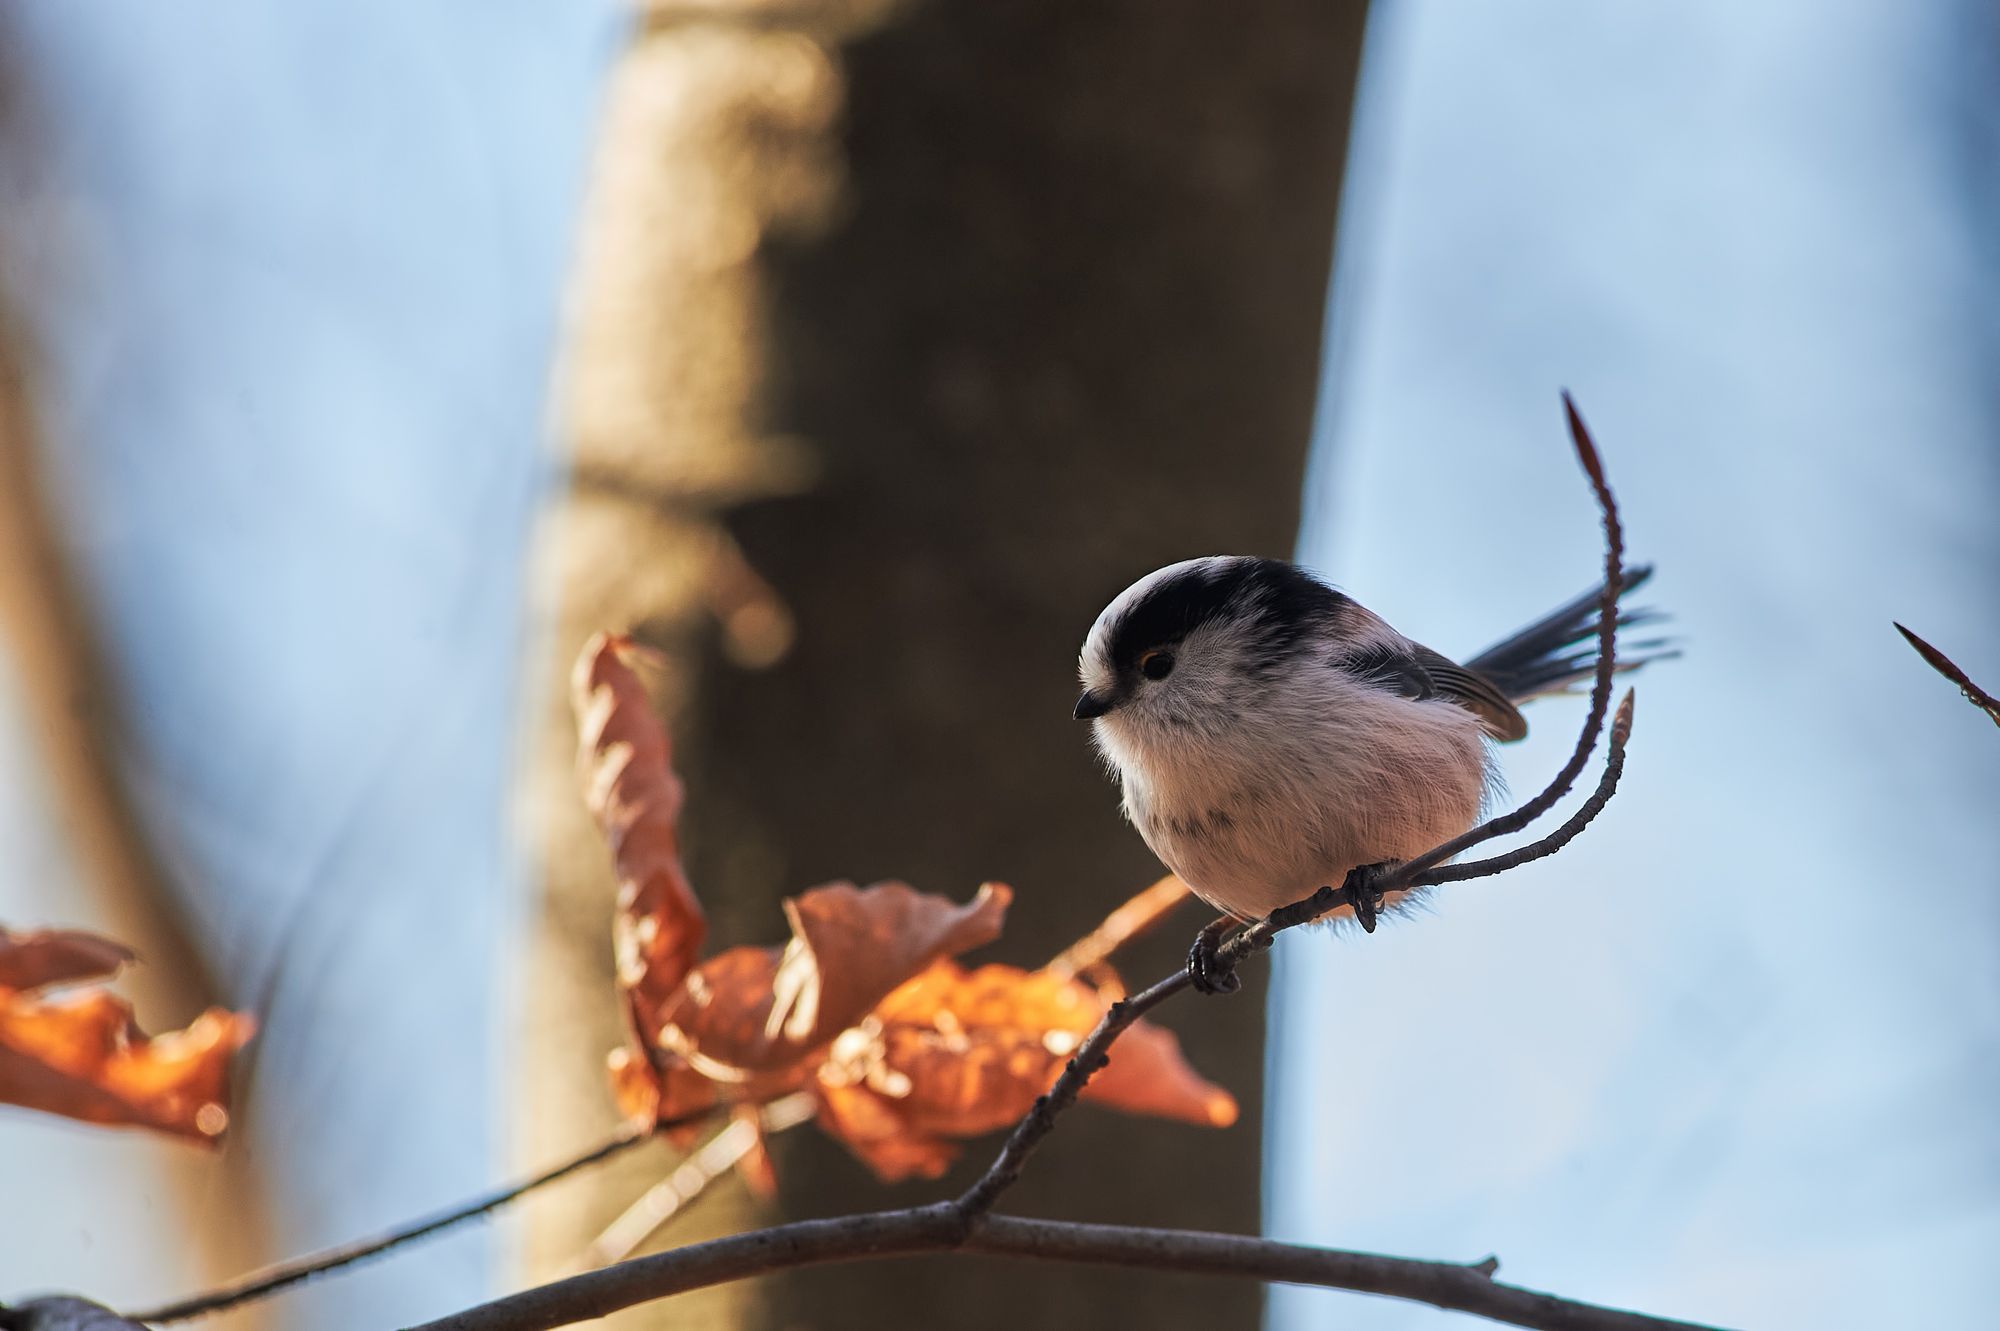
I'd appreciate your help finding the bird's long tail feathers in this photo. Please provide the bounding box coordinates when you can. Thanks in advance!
[1466,563,1675,704]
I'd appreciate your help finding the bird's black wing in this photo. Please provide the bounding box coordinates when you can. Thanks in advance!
[1412,645,1528,741]
[1334,641,1527,741]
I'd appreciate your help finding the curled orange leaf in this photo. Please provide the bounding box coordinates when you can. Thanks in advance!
[769,880,1010,1052]
[627,881,1011,1129]
[0,925,135,991]
[0,926,254,1144]
[812,960,1235,1181]
[574,633,707,1103]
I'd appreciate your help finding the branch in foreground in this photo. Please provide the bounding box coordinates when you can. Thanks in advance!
[406,1209,1729,1331]
[1896,622,2000,727]
[125,1122,657,1325]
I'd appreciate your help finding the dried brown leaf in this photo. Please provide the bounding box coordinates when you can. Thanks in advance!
[629,882,1011,1126]
[770,880,1010,1051]
[575,632,706,1005]
[644,946,799,1123]
[814,1081,961,1181]
[1084,1018,1240,1128]
[0,986,254,1143]
[575,632,712,1126]
[812,960,1236,1182]
[0,926,135,991]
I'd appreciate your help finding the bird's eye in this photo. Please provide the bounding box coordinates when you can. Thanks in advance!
[1139,650,1176,681]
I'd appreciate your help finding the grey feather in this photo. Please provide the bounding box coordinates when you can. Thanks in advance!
[1411,645,1528,741]
[1465,563,1672,703]
[1332,641,1526,741]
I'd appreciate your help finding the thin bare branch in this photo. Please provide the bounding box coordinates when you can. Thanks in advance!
[405,1208,1731,1331]
[1425,690,1635,885]
[1896,623,2000,727]
[582,1095,815,1268]
[955,970,1190,1218]
[970,1217,1725,1331]
[125,1121,661,1324]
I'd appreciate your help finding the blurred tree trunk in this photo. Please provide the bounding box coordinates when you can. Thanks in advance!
[524,2,1368,1327]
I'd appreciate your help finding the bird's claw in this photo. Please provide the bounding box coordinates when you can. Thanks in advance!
[1344,861,1394,933]
[1186,917,1241,995]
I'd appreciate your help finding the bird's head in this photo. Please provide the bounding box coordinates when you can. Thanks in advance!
[1075,556,1350,745]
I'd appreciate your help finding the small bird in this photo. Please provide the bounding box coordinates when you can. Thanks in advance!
[1074,556,1664,989]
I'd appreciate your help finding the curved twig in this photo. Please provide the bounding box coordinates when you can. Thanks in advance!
[956,971,1189,1217]
[1398,391,1626,881]
[1424,689,1634,886]
[1896,622,2000,727]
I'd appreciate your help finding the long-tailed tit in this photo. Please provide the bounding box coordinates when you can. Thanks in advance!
[1074,556,1665,990]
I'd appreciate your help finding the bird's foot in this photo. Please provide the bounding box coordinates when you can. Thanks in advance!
[1186,916,1242,995]
[1344,861,1395,933]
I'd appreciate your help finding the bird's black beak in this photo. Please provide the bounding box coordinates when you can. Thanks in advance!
[1073,689,1114,720]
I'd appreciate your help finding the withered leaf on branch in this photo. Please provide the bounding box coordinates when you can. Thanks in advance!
[573,632,706,1049]
[0,926,254,1144]
[820,960,1236,1181]
[609,877,1010,1129]
[0,926,135,991]
[575,633,1236,1185]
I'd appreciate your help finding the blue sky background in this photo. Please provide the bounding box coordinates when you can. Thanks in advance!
[0,3,1994,1329]
[1268,3,2000,1328]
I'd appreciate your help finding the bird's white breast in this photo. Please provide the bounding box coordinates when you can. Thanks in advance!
[1100,673,1489,921]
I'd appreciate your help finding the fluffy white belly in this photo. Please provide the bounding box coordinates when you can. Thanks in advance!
[1119,706,1488,921]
